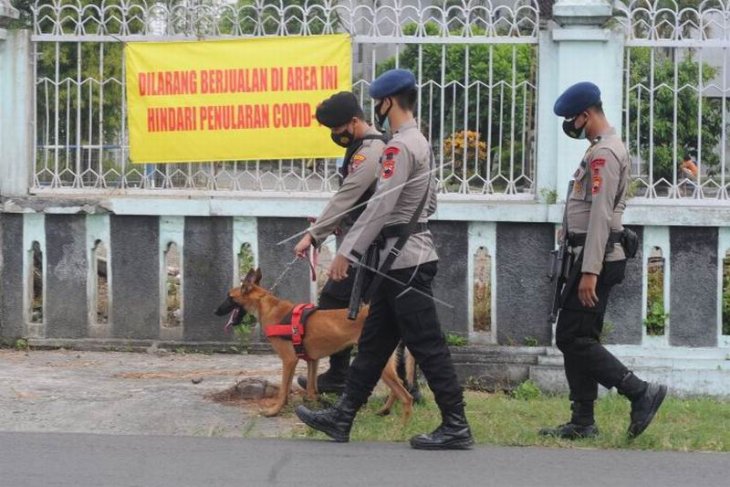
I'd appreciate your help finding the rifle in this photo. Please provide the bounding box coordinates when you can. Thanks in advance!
[547,182,574,324]
[347,244,378,320]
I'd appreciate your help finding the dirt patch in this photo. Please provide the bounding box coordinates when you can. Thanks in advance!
[206,378,285,406]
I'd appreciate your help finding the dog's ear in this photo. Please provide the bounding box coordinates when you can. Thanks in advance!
[254,268,262,284]
[241,268,257,287]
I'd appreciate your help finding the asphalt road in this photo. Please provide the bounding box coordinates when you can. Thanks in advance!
[1,431,727,487]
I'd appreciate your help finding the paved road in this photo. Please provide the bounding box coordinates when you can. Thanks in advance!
[1,431,727,487]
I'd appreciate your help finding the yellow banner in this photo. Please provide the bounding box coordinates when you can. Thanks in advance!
[125,35,352,163]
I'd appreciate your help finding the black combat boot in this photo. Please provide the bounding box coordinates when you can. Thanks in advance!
[295,393,360,443]
[617,372,667,439]
[539,401,599,439]
[297,347,351,394]
[409,403,474,450]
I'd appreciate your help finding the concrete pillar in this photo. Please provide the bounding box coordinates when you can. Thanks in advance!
[536,0,624,201]
[0,5,31,197]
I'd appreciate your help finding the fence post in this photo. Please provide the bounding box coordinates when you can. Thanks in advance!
[0,4,32,197]
[536,0,624,201]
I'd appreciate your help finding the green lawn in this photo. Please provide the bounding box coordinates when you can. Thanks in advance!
[292,388,730,452]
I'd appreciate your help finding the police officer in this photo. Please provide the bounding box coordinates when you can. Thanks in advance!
[294,91,387,393]
[540,82,667,440]
[295,69,473,450]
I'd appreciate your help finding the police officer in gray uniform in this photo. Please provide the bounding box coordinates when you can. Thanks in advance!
[295,69,474,450]
[294,91,387,394]
[540,82,667,440]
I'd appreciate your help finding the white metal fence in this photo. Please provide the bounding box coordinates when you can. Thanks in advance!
[30,0,540,196]
[618,0,730,200]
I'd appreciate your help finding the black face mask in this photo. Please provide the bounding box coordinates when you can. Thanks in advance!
[562,115,587,140]
[374,98,392,131]
[331,129,355,148]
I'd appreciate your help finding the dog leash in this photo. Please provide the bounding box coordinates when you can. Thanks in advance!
[269,256,300,293]
[269,254,317,294]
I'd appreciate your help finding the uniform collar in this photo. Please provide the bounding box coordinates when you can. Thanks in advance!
[393,120,418,134]
[364,125,381,137]
[590,127,616,145]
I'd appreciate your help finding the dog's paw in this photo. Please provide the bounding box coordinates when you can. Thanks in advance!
[260,407,281,417]
[304,393,319,403]
[376,407,392,417]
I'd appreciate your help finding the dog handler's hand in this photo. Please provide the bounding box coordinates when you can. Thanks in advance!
[578,273,599,308]
[329,254,350,282]
[294,233,313,258]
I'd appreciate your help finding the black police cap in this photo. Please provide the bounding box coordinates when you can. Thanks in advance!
[315,92,362,128]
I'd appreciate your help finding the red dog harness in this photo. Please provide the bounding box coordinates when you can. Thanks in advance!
[265,303,317,360]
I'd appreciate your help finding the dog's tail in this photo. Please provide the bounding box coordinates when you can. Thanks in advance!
[395,341,424,404]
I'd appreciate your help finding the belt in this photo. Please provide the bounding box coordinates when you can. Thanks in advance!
[567,230,623,248]
[380,222,429,239]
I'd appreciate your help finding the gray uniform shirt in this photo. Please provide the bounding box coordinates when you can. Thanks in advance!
[307,125,385,245]
[566,129,629,275]
[338,120,438,270]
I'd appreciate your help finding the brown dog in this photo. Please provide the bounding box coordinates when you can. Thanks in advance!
[215,268,414,422]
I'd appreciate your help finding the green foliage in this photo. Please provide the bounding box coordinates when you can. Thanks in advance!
[601,321,615,342]
[222,0,340,36]
[539,188,558,204]
[14,338,29,352]
[7,1,32,30]
[445,333,467,347]
[645,260,669,335]
[523,336,539,347]
[303,390,730,452]
[626,47,723,182]
[377,22,536,178]
[33,40,125,175]
[625,178,642,199]
[512,379,541,400]
[235,243,257,349]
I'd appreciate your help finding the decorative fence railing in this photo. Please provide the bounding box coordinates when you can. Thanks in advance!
[30,0,540,196]
[617,0,730,201]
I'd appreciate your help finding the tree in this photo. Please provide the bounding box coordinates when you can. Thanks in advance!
[626,47,723,184]
[377,22,537,190]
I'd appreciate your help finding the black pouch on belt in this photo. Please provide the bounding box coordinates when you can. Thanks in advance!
[621,227,639,259]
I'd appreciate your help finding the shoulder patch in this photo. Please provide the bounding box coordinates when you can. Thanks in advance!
[384,146,400,160]
[350,153,366,172]
[590,158,606,171]
[382,159,395,179]
[592,174,602,194]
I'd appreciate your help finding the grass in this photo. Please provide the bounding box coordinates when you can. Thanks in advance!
[293,388,730,452]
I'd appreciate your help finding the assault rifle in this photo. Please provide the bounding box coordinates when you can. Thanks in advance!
[347,244,378,320]
[547,182,574,323]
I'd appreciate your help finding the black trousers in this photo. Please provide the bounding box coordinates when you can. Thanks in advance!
[344,261,463,411]
[556,260,629,402]
[318,266,357,369]
[320,264,357,306]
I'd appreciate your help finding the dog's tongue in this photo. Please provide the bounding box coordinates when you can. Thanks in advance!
[224,307,241,332]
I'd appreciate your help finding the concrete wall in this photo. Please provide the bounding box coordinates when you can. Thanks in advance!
[3,213,725,355]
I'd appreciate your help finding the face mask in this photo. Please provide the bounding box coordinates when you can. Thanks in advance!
[331,128,354,148]
[562,114,587,140]
[374,98,392,132]
[330,121,355,148]
[380,118,390,135]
